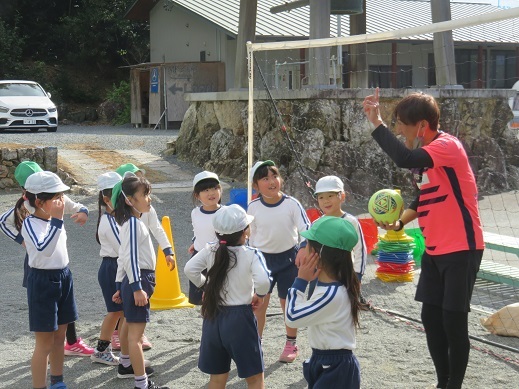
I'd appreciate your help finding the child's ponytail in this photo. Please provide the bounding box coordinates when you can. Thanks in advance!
[13,196,29,231]
[201,229,244,320]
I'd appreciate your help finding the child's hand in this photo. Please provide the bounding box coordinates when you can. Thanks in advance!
[70,212,88,225]
[297,251,320,282]
[112,290,122,304]
[251,294,264,311]
[295,249,306,268]
[134,289,148,306]
[165,254,176,271]
[188,244,195,255]
[49,198,65,220]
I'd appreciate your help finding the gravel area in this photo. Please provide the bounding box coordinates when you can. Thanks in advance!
[0,125,517,388]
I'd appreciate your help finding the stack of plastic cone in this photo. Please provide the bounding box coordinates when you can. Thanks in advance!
[150,216,194,310]
[375,228,416,282]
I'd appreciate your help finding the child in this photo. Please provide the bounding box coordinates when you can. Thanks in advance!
[309,175,367,297]
[111,174,171,389]
[285,216,363,389]
[0,161,94,358]
[188,170,223,305]
[184,204,271,388]
[115,163,176,350]
[21,171,79,389]
[90,171,124,366]
[247,160,310,363]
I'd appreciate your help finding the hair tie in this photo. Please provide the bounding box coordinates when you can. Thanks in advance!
[219,240,227,245]
[22,194,28,201]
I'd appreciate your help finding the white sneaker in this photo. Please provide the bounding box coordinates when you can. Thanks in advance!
[91,348,119,366]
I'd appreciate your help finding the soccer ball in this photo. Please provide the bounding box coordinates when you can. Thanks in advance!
[368,189,404,224]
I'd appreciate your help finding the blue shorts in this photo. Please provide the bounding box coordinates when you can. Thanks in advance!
[263,247,298,299]
[415,250,483,312]
[22,252,30,288]
[121,270,155,323]
[27,267,78,332]
[303,348,360,389]
[199,305,263,378]
[98,257,123,313]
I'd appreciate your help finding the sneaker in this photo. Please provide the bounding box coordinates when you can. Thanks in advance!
[142,334,152,350]
[50,383,67,389]
[90,348,120,366]
[279,341,299,363]
[64,337,95,356]
[111,330,121,351]
[117,364,154,379]
[134,380,170,389]
[118,352,152,367]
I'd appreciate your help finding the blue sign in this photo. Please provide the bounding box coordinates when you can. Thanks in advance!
[150,68,159,93]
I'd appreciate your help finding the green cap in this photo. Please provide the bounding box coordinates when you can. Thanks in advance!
[300,216,358,252]
[111,180,123,209]
[14,161,43,187]
[116,163,145,177]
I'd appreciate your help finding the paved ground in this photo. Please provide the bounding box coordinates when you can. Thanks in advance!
[0,125,518,388]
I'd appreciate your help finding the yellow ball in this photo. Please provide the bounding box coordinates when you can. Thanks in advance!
[368,189,404,224]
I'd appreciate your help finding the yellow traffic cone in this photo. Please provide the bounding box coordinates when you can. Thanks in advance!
[150,216,194,310]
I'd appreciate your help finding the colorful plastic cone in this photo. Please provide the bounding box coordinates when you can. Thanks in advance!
[150,216,194,310]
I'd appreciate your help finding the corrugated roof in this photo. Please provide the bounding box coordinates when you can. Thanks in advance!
[131,0,519,43]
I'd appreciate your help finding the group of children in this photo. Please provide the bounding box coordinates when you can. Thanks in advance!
[0,157,367,389]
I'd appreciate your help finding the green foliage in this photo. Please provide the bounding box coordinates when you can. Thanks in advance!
[0,18,24,78]
[106,81,131,125]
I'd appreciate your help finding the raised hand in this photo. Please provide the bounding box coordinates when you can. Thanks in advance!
[362,87,384,127]
[49,196,65,220]
[297,250,320,282]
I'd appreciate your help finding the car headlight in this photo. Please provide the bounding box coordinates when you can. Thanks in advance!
[0,106,9,113]
[47,107,57,113]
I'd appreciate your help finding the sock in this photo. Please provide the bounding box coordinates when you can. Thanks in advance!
[97,339,111,352]
[134,374,148,389]
[120,354,131,368]
[50,375,63,386]
[66,322,77,345]
[286,335,297,346]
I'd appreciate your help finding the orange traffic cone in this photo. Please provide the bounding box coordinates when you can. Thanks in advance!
[150,216,194,310]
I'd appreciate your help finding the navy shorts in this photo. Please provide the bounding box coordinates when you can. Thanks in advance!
[98,257,123,313]
[303,348,360,389]
[263,247,298,299]
[415,250,483,312]
[188,249,206,305]
[199,305,263,378]
[27,267,78,332]
[121,270,156,323]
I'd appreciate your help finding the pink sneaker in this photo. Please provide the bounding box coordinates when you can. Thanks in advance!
[279,341,298,363]
[141,334,152,351]
[111,330,121,351]
[64,337,95,356]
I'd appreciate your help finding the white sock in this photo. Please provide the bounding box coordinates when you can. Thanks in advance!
[134,374,148,389]
[120,354,131,368]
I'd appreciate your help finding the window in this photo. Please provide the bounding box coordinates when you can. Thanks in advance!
[368,65,413,88]
[489,50,517,89]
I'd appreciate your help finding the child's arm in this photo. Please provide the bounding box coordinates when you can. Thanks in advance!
[292,198,311,266]
[145,206,175,267]
[118,218,143,291]
[251,249,272,297]
[0,207,24,244]
[184,248,210,288]
[351,218,367,278]
[63,195,89,225]
[285,252,336,328]
[22,200,65,256]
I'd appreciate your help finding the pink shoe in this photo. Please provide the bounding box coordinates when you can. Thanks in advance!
[111,330,121,351]
[141,334,152,351]
[279,341,298,363]
[64,337,94,356]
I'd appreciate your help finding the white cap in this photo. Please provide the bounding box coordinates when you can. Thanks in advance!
[97,172,122,191]
[249,160,275,182]
[213,204,254,235]
[314,175,344,195]
[25,171,70,194]
[193,171,220,187]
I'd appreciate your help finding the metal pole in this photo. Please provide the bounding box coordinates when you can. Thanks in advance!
[247,42,254,203]
[163,65,168,130]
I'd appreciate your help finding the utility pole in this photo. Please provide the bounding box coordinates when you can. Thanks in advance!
[431,0,458,86]
[234,0,258,89]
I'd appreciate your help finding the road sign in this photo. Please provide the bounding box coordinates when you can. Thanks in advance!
[150,68,159,93]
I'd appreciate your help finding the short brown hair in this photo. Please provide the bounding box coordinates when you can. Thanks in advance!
[393,93,440,131]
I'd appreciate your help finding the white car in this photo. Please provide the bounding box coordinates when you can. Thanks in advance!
[509,80,519,132]
[0,80,58,132]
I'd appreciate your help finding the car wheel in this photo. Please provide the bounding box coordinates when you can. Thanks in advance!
[30,128,39,133]
[47,127,57,132]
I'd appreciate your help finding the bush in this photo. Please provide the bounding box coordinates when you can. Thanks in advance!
[0,18,24,78]
[105,81,131,125]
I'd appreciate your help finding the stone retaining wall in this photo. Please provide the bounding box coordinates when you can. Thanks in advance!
[177,89,519,208]
[0,147,58,189]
